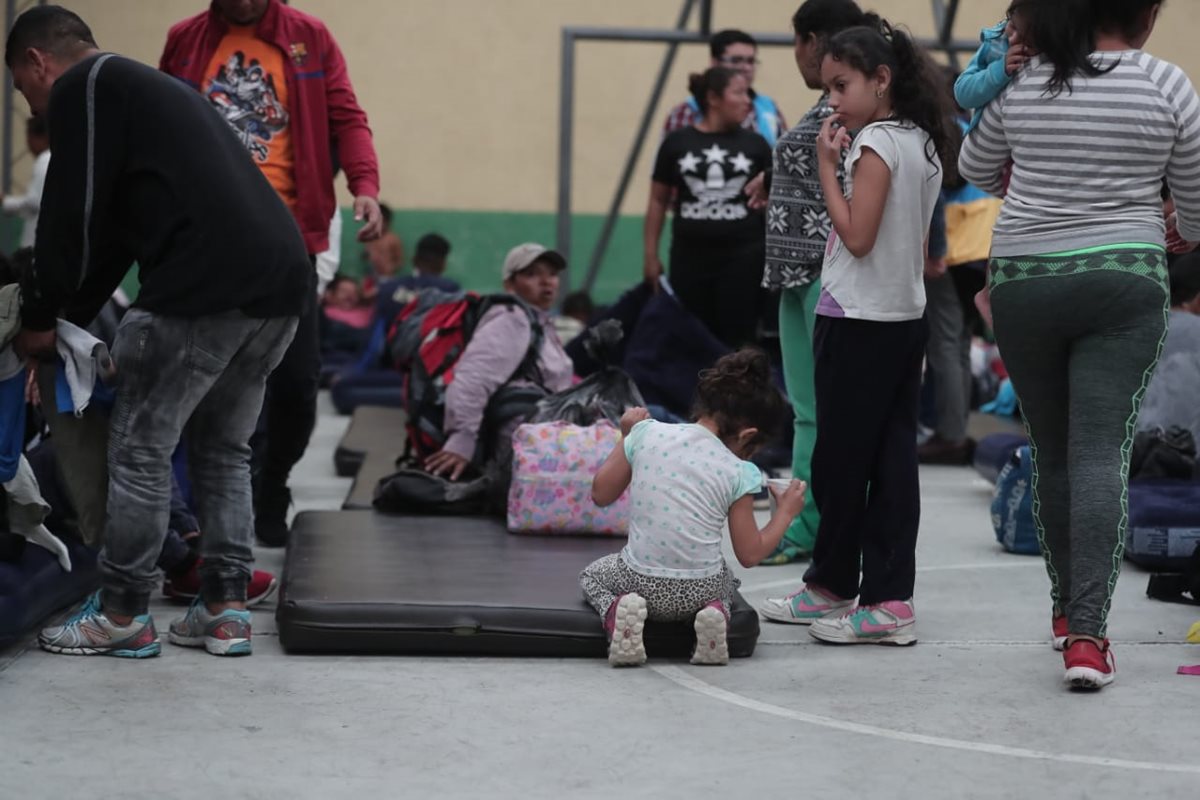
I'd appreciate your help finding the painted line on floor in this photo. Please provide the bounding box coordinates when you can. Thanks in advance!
[756,639,1183,648]
[740,561,1041,594]
[651,665,1200,774]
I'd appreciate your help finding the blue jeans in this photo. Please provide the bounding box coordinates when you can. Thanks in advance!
[99,310,297,616]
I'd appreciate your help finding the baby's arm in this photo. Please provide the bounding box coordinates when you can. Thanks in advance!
[954,37,1012,112]
[592,409,650,507]
[592,445,632,508]
[727,481,807,568]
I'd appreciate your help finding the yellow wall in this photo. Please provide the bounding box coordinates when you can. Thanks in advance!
[8,0,1200,215]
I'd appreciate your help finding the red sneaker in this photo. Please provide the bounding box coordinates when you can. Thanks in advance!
[163,562,279,608]
[1063,638,1116,690]
[1052,613,1068,651]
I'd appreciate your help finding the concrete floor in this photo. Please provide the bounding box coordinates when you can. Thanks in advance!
[2,396,1198,799]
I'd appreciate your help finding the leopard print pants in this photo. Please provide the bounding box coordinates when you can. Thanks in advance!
[579,553,739,621]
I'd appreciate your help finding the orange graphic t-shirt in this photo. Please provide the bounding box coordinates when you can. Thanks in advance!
[202,25,296,209]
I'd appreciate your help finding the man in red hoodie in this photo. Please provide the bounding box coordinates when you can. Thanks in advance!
[161,0,382,546]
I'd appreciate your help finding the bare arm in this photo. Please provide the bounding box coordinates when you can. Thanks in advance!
[592,408,651,507]
[818,117,891,259]
[727,480,807,568]
[643,181,671,284]
[745,171,768,210]
[592,443,633,508]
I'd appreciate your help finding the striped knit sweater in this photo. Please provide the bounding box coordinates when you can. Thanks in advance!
[959,50,1200,257]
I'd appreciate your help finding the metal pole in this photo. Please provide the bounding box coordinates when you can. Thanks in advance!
[699,0,713,37]
[583,0,696,293]
[555,28,576,276]
[943,0,962,71]
[562,27,979,53]
[930,0,946,42]
[556,23,979,290]
[2,0,16,196]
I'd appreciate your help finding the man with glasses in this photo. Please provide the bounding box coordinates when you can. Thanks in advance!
[662,29,787,147]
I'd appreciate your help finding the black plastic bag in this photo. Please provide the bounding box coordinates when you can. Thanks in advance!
[529,320,644,426]
[373,465,493,516]
[1130,426,1197,480]
[1146,542,1200,606]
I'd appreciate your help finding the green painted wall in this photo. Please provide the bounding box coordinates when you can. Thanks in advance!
[7,209,666,306]
[0,217,22,257]
[338,209,662,304]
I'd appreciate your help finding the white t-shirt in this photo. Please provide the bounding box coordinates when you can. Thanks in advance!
[620,420,764,579]
[2,150,50,249]
[818,121,941,322]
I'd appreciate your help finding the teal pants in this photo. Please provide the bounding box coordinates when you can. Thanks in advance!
[989,249,1168,638]
[776,281,821,557]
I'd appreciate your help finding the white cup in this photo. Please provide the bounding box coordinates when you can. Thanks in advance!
[766,478,795,517]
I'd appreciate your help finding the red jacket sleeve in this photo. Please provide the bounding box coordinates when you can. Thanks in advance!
[320,27,380,199]
[159,21,185,75]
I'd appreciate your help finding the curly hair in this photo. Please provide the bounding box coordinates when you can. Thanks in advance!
[692,348,788,450]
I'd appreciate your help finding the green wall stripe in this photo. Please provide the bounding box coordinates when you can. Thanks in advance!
[100,209,666,306]
[340,208,665,304]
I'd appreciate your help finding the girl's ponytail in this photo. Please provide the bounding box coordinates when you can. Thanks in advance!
[824,21,961,185]
[887,24,960,186]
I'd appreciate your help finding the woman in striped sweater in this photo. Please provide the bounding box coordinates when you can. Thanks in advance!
[960,0,1200,691]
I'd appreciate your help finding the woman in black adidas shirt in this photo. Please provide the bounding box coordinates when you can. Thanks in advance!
[645,67,772,348]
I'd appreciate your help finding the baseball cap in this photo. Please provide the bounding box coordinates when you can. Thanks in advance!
[502,243,567,282]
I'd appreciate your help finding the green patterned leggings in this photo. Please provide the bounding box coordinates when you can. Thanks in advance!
[989,247,1168,638]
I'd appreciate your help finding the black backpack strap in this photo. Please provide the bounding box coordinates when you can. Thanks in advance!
[472,294,545,386]
[514,301,545,385]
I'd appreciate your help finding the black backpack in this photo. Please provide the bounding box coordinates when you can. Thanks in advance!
[386,290,544,463]
[1146,543,1200,605]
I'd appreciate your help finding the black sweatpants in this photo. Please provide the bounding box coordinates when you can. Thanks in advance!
[803,315,927,605]
[251,293,321,488]
[669,237,765,349]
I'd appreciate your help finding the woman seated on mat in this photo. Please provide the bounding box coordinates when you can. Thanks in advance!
[424,243,574,483]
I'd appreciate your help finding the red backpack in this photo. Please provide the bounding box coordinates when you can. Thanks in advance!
[387,290,543,461]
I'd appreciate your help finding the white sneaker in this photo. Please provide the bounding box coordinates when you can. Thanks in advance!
[759,585,854,625]
[607,594,648,667]
[691,601,729,666]
[809,600,917,646]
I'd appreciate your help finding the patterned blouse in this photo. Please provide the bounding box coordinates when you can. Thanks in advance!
[762,95,838,290]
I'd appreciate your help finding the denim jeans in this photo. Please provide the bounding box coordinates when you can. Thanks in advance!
[99,310,297,616]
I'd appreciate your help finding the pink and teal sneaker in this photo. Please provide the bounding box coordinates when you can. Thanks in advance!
[38,592,161,658]
[809,600,917,646]
[758,585,854,625]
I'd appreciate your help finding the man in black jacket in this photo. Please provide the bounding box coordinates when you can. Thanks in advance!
[7,6,310,658]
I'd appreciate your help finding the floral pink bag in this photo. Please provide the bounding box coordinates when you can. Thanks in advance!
[507,421,630,536]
